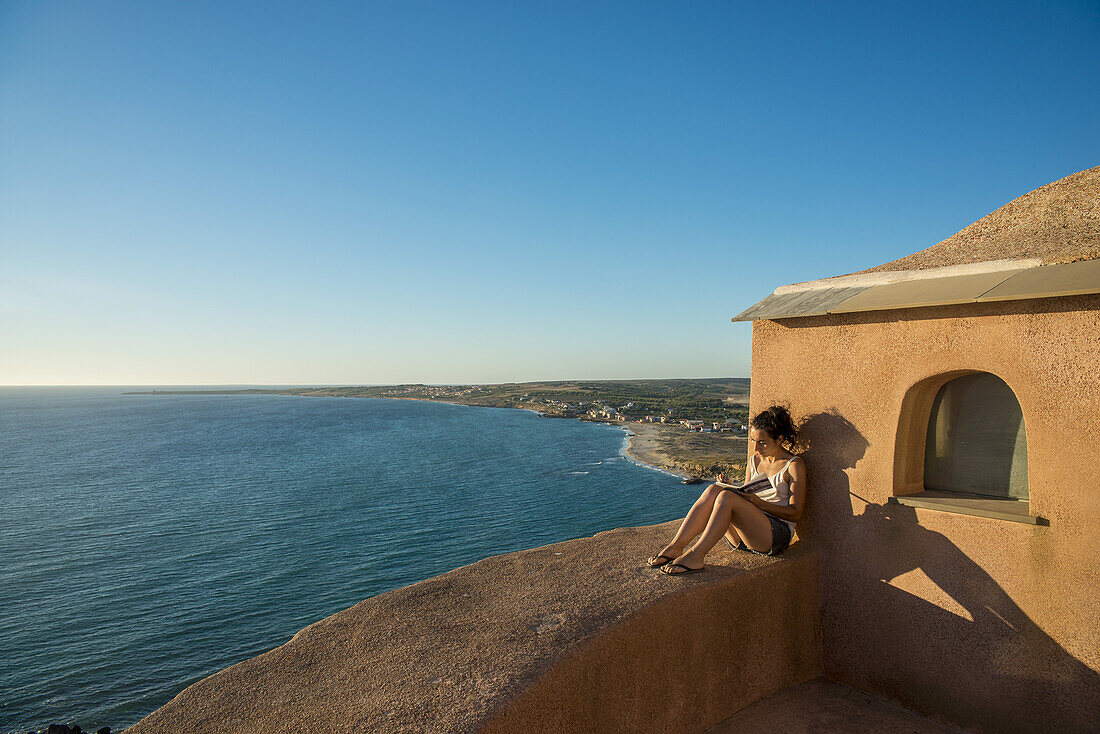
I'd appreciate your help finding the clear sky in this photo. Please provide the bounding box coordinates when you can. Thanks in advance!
[2,1,1097,385]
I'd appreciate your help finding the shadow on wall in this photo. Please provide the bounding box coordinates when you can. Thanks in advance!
[795,411,1098,734]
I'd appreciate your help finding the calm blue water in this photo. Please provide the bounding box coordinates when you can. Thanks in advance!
[0,388,695,732]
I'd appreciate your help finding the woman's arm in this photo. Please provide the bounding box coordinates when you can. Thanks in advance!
[743,457,807,522]
[716,455,755,486]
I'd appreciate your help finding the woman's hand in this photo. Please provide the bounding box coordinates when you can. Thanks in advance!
[739,491,763,508]
[716,471,728,484]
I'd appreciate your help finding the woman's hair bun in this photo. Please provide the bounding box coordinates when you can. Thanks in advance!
[750,405,798,446]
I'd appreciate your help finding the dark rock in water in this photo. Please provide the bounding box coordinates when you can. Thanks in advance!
[71,727,82,734]
[681,476,704,485]
[46,725,71,734]
[98,728,112,734]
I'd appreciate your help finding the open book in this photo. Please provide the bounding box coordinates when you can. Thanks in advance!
[713,475,773,495]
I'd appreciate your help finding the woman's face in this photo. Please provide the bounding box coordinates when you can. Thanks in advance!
[749,428,781,459]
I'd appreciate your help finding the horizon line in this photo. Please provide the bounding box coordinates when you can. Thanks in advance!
[0,376,752,388]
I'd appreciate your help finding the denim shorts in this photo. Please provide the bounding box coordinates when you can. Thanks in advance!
[728,514,792,556]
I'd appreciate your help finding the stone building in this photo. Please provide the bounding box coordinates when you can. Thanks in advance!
[733,165,1100,732]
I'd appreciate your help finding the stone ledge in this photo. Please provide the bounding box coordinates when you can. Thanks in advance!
[126,521,821,734]
[889,492,1045,525]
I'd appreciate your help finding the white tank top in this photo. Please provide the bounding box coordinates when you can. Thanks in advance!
[749,455,798,533]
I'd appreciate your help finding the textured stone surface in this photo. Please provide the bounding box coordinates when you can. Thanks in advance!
[125,521,822,733]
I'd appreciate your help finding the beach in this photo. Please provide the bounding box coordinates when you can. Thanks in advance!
[623,421,749,479]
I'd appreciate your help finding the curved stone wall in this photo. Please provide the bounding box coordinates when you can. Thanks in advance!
[125,520,821,733]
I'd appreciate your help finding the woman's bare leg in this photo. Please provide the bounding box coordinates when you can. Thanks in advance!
[667,491,774,572]
[729,500,776,552]
[648,484,725,563]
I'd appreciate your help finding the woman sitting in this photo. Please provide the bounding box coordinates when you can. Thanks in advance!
[647,405,806,575]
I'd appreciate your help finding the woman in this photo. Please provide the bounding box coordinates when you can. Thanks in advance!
[646,405,806,575]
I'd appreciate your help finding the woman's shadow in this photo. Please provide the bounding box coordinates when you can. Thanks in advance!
[795,410,1098,733]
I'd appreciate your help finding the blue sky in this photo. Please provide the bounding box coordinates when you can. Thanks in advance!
[2,1,1097,385]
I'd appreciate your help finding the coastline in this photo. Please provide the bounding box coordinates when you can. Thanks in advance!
[129,390,743,478]
[395,400,748,478]
[292,393,685,474]
[321,396,723,477]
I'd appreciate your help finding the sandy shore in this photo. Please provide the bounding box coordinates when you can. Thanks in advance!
[622,422,749,479]
[623,423,685,476]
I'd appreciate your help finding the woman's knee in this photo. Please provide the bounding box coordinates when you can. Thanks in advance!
[702,484,723,500]
[713,489,741,509]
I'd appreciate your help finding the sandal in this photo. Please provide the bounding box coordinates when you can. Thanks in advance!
[661,562,705,575]
[646,554,675,568]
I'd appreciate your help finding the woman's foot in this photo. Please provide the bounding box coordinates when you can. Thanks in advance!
[662,548,705,574]
[646,544,683,568]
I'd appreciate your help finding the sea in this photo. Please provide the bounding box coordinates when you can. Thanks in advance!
[0,388,698,733]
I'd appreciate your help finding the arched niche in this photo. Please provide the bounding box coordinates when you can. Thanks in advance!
[893,370,1029,501]
[924,373,1028,499]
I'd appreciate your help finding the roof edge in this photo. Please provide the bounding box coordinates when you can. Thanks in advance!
[732,258,1100,322]
[774,259,1042,296]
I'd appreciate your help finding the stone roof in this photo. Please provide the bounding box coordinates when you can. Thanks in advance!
[857,165,1100,274]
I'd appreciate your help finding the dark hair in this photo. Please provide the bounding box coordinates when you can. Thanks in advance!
[750,405,798,447]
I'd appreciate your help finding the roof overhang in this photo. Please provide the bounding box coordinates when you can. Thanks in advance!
[732,258,1100,322]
